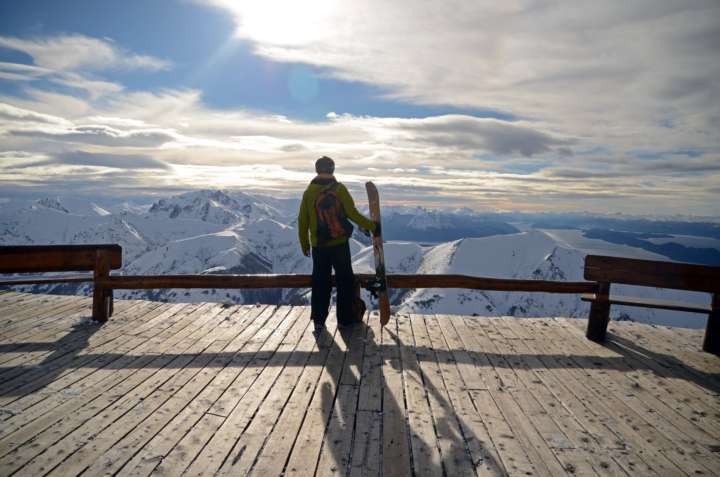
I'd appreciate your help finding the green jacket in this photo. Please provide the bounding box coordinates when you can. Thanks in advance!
[298,176,376,253]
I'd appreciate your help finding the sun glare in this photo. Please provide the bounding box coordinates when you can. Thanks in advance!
[225,0,337,45]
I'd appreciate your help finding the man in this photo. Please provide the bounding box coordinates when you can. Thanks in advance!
[298,156,377,332]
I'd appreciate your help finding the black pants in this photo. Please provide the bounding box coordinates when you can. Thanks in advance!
[311,241,355,326]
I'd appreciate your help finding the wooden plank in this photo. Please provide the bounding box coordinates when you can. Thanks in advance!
[0,298,149,374]
[491,318,630,477]
[458,317,570,477]
[528,318,701,476]
[0,295,135,350]
[396,314,443,476]
[450,317,537,476]
[422,315,492,476]
[167,307,306,476]
[641,322,720,374]
[437,316,513,477]
[78,305,271,476]
[519,319,673,476]
[0,294,88,342]
[0,303,213,454]
[0,307,196,447]
[0,303,226,474]
[0,301,164,416]
[0,301,162,402]
[0,292,31,306]
[581,294,712,314]
[356,311,382,413]
[379,313,412,477]
[592,321,720,410]
[313,323,369,477]
[314,383,362,476]
[584,255,720,293]
[109,305,273,476]
[349,312,383,477]
[7,303,232,475]
[44,310,247,477]
[561,319,720,437]
[458,317,598,472]
[203,306,296,418]
[283,308,358,476]
[0,292,67,322]
[220,309,335,476]
[0,299,111,386]
[552,321,720,461]
[0,299,91,366]
[603,321,720,389]
[510,318,640,475]
[246,320,341,476]
[347,410,382,477]
[0,244,122,273]
[0,304,191,440]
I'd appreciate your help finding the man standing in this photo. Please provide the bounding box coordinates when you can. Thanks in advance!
[298,156,377,332]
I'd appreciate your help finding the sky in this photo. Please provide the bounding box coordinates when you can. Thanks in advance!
[0,0,718,216]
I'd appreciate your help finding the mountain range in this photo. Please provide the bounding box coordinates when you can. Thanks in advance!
[0,189,713,329]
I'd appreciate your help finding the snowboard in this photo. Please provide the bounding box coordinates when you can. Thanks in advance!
[365,181,391,326]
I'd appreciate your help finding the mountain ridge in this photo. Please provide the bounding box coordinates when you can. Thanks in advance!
[0,190,712,328]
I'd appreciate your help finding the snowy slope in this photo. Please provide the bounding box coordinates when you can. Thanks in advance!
[391,231,710,327]
[0,192,712,328]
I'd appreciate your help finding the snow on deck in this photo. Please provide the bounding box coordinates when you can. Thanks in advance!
[0,291,718,476]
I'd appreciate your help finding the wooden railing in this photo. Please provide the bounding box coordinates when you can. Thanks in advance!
[1,244,717,354]
[97,274,596,294]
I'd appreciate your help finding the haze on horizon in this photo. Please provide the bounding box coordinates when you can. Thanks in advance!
[0,1,718,216]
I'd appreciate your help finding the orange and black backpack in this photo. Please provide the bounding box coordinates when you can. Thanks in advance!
[315,182,353,245]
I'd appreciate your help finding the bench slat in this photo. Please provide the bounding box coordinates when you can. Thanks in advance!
[0,245,122,273]
[581,293,712,314]
[584,255,720,293]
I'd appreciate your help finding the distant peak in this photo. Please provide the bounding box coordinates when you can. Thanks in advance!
[35,197,69,214]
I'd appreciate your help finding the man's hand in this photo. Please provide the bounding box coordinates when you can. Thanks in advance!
[303,248,311,257]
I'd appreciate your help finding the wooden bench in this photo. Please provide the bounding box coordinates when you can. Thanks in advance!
[582,255,720,354]
[0,244,123,322]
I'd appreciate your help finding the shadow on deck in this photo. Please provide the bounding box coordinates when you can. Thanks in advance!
[0,291,718,476]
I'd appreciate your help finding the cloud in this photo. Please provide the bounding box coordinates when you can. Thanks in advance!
[201,0,720,155]
[397,116,571,157]
[53,150,169,170]
[0,150,169,170]
[1,87,718,216]
[0,61,51,81]
[51,72,124,98]
[0,34,171,72]
[0,102,71,126]
[9,124,179,148]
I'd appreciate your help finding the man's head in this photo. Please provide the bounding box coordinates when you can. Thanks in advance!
[315,156,335,174]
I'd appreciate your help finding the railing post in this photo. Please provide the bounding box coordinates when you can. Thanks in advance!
[703,293,719,355]
[587,282,611,342]
[92,249,111,322]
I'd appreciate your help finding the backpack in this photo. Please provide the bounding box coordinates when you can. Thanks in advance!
[315,182,353,245]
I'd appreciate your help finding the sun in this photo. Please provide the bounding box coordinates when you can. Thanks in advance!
[220,0,337,45]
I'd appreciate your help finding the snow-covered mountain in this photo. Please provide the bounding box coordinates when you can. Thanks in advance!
[0,191,712,328]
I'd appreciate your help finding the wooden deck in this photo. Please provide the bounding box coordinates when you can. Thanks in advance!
[0,291,718,476]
